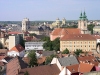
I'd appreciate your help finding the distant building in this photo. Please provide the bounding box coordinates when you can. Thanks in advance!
[93,26,100,34]
[28,25,52,36]
[22,18,30,31]
[50,18,67,29]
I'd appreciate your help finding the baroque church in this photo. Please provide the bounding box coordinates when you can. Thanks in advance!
[50,18,66,29]
[78,11,91,34]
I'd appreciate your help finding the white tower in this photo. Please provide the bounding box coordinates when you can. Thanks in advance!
[56,18,60,28]
[62,18,66,25]
[22,18,30,31]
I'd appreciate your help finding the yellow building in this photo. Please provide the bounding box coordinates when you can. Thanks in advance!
[60,34,96,52]
[93,26,100,34]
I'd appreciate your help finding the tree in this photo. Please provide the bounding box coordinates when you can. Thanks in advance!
[52,38,60,51]
[43,41,53,51]
[74,49,83,56]
[24,71,29,75]
[41,36,50,41]
[45,54,56,65]
[62,48,69,54]
[43,38,60,51]
[28,51,37,67]
[87,24,95,34]
[29,33,37,36]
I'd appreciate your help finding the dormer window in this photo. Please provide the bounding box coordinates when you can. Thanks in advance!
[72,69,75,71]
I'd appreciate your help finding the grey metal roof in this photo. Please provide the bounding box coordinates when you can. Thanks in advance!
[42,51,56,56]
[10,25,22,32]
[58,56,79,66]
[28,25,51,31]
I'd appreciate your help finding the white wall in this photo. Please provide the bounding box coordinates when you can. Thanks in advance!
[25,42,45,50]
[7,50,25,57]
[97,39,100,43]
[7,51,19,57]
[51,58,62,71]
[59,67,71,75]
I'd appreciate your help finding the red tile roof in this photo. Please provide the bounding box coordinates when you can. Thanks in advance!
[8,31,21,34]
[78,56,99,66]
[37,56,46,65]
[18,64,60,75]
[67,64,79,73]
[60,34,96,41]
[79,63,94,73]
[9,44,24,52]
[92,35,100,39]
[51,28,81,35]
[66,63,94,74]
[24,36,33,41]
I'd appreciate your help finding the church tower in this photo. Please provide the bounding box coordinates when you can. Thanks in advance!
[56,18,60,28]
[22,18,30,31]
[62,18,66,25]
[78,11,88,34]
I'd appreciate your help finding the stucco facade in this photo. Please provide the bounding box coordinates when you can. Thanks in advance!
[9,35,20,50]
[60,40,96,52]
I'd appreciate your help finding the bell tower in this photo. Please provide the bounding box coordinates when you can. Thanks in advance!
[78,11,88,32]
[22,18,30,31]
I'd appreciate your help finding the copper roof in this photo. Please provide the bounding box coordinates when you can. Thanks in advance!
[60,34,96,41]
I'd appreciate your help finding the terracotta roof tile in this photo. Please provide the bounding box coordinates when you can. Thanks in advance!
[92,35,100,39]
[18,64,60,75]
[9,44,24,52]
[67,64,79,73]
[78,56,99,66]
[60,34,96,41]
[51,28,81,35]
[24,36,34,41]
[37,56,46,65]
[66,63,94,74]
[8,31,21,34]
[22,57,30,64]
[79,63,94,73]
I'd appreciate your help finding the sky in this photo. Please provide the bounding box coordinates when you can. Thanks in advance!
[0,0,99,21]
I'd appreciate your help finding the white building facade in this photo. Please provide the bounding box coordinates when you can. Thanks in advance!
[25,42,45,51]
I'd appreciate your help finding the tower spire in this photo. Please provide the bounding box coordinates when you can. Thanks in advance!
[79,11,82,20]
